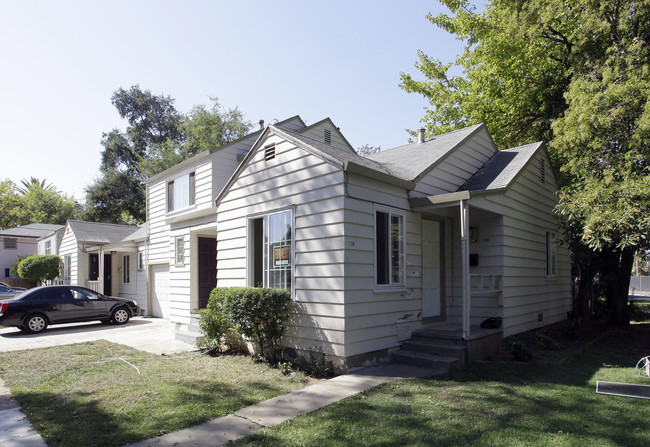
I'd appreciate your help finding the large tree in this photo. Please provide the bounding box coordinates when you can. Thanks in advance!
[401,0,650,325]
[84,86,251,224]
[0,178,79,229]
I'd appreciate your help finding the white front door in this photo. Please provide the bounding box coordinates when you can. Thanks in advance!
[422,219,442,318]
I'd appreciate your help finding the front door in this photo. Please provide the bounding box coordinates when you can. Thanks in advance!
[103,254,112,296]
[198,237,217,309]
[422,219,443,318]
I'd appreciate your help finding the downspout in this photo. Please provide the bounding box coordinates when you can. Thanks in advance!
[460,199,471,340]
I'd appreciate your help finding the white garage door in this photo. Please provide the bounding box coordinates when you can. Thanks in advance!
[152,265,171,318]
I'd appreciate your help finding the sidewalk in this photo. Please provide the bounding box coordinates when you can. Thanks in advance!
[0,378,46,447]
[126,364,441,447]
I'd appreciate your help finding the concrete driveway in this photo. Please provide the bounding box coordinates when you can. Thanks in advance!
[0,317,195,354]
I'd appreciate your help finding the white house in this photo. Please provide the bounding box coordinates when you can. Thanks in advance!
[72,116,571,372]
[211,121,571,370]
[57,221,147,312]
[143,116,354,336]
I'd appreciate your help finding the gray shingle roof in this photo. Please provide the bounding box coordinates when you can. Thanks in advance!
[462,142,542,192]
[367,124,485,182]
[0,223,65,238]
[271,127,393,176]
[67,221,141,244]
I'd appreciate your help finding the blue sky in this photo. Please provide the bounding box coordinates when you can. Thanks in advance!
[0,0,464,200]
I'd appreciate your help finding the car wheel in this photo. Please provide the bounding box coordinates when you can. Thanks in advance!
[112,307,130,325]
[24,314,48,334]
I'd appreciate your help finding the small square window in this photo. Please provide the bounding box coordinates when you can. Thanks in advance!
[3,238,17,250]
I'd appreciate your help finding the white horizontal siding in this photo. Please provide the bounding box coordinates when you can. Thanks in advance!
[217,136,348,357]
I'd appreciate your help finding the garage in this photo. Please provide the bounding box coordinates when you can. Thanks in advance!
[151,265,171,318]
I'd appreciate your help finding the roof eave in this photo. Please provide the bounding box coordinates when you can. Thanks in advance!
[345,161,416,190]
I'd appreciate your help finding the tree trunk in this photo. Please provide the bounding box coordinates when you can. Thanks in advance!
[611,249,635,326]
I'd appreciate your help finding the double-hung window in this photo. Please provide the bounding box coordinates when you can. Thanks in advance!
[249,209,293,290]
[375,207,405,287]
[167,172,195,212]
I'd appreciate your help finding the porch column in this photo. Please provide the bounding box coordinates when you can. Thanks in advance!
[460,200,471,339]
[98,248,104,292]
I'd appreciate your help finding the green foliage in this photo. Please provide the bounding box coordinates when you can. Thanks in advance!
[0,178,80,229]
[198,287,293,362]
[16,255,61,283]
[86,87,251,223]
[10,255,31,278]
[402,0,650,324]
[294,346,334,378]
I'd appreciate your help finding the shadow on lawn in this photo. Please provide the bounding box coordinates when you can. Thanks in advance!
[14,377,291,447]
[237,324,650,447]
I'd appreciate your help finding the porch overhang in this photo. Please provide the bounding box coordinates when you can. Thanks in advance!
[409,190,474,340]
[409,190,471,210]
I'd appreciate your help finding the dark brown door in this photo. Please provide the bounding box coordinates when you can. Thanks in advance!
[198,237,217,309]
[103,254,112,296]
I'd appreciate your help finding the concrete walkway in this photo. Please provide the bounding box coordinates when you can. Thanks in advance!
[0,379,46,447]
[126,364,441,447]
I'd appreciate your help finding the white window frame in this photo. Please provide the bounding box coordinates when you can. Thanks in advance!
[137,252,144,271]
[374,205,406,289]
[167,171,196,213]
[175,236,185,266]
[122,255,130,284]
[247,208,295,292]
[63,255,72,282]
[546,231,557,276]
[45,240,51,254]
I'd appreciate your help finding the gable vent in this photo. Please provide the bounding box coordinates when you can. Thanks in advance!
[264,144,276,161]
[540,156,546,184]
[324,128,332,145]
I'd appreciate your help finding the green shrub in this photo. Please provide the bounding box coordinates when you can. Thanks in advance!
[10,255,31,278]
[198,287,293,362]
[16,255,61,283]
[294,346,334,378]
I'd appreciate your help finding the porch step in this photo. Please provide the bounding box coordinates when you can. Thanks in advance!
[175,314,203,346]
[391,329,468,371]
[400,338,467,358]
[174,331,203,346]
[390,350,459,370]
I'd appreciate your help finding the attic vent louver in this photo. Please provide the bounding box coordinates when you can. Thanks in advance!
[264,144,276,161]
[324,128,331,145]
[540,156,546,184]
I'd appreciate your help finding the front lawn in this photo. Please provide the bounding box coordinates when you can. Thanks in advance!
[0,341,311,447]
[235,323,650,447]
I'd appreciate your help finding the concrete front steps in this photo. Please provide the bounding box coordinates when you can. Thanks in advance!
[174,313,204,346]
[390,325,503,372]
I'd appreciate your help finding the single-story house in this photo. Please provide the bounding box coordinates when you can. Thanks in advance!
[58,220,147,312]
[145,116,570,371]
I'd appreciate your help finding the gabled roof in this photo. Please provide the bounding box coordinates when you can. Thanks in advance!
[0,223,65,238]
[297,117,356,153]
[215,124,415,206]
[367,123,491,183]
[147,115,307,184]
[462,142,544,193]
[66,221,141,245]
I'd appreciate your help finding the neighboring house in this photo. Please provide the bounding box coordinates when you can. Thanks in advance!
[0,223,64,280]
[212,122,571,370]
[38,226,65,256]
[58,221,146,312]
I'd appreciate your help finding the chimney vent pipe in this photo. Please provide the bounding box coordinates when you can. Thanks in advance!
[418,128,425,144]
[259,120,265,130]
